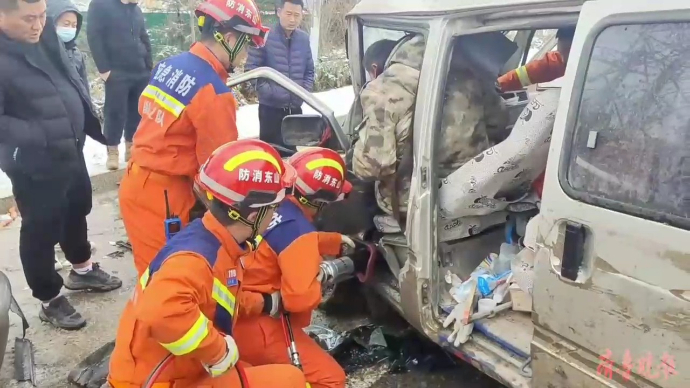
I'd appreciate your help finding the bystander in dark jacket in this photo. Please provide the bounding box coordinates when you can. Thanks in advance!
[0,6,121,331]
[245,23,315,109]
[244,0,314,155]
[87,0,152,169]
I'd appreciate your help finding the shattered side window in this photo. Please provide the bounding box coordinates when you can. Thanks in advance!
[567,23,690,222]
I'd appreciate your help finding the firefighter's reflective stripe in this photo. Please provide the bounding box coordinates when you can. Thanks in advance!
[159,313,210,356]
[138,267,238,336]
[212,278,236,317]
[139,267,150,289]
[141,85,186,117]
[516,66,532,87]
[140,220,236,335]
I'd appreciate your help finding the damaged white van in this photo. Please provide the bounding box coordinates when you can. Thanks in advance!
[245,0,689,387]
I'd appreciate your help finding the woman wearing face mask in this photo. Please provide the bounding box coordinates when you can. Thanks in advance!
[47,0,90,99]
[46,0,96,272]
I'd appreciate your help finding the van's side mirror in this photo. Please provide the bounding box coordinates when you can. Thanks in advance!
[281,114,327,147]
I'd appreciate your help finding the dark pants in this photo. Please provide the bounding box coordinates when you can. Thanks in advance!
[103,72,149,146]
[258,104,302,156]
[9,156,93,301]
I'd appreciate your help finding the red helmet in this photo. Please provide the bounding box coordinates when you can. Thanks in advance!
[195,0,269,48]
[288,147,352,208]
[196,139,296,231]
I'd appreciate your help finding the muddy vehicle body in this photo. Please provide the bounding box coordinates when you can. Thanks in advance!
[233,0,689,387]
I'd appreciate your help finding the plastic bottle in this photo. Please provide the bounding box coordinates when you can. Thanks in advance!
[493,243,519,275]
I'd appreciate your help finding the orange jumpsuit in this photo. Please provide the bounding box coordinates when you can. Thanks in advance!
[234,197,347,388]
[108,212,306,388]
[119,42,239,276]
[498,51,566,92]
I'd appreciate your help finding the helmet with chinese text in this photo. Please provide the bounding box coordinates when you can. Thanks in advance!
[288,147,352,211]
[195,139,296,239]
[195,0,269,61]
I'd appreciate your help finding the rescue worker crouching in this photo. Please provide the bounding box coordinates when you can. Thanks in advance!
[234,148,355,388]
[107,139,307,388]
[118,0,269,276]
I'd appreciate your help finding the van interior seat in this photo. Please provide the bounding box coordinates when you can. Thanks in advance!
[373,88,560,244]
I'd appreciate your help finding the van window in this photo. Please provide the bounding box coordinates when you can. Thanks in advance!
[362,27,407,53]
[566,22,690,223]
[526,29,557,63]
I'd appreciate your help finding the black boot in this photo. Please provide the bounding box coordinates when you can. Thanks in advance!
[64,263,122,292]
[39,295,86,330]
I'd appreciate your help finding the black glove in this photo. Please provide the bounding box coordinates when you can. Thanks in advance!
[261,292,281,318]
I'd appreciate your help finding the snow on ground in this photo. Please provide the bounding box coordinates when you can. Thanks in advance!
[0,86,355,199]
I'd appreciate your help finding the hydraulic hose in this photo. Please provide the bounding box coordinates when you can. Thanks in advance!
[141,352,250,388]
[142,354,173,388]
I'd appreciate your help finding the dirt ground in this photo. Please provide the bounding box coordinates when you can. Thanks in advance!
[0,190,503,388]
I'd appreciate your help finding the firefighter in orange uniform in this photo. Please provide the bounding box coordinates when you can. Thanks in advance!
[234,148,354,388]
[119,0,269,276]
[497,27,575,92]
[107,139,307,388]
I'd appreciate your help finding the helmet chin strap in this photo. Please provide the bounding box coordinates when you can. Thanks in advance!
[214,31,248,71]
[228,205,270,250]
[295,192,325,213]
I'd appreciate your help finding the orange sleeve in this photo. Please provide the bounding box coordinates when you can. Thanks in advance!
[317,232,343,257]
[134,253,227,365]
[277,233,325,313]
[498,51,566,91]
[236,290,266,318]
[189,87,239,169]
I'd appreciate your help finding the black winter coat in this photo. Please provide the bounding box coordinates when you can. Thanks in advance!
[0,20,105,179]
[87,0,153,75]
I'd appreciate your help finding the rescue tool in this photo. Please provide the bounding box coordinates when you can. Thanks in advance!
[163,190,182,241]
[281,312,303,370]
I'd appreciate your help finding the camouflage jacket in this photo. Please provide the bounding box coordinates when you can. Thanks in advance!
[352,35,508,216]
[352,35,425,216]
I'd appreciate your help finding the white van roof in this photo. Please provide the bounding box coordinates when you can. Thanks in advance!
[348,0,586,17]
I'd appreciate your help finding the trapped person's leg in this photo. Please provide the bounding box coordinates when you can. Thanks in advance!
[10,173,86,330]
[103,74,130,170]
[60,162,122,292]
[123,75,148,163]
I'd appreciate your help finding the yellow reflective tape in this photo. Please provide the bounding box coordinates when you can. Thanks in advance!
[139,268,150,290]
[305,158,344,177]
[515,66,532,87]
[223,150,282,173]
[142,85,186,117]
[159,313,210,356]
[212,278,236,316]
